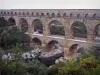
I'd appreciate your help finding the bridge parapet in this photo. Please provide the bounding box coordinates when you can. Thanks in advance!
[1,9,100,20]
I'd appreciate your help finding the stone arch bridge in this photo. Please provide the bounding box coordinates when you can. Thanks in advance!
[0,9,100,57]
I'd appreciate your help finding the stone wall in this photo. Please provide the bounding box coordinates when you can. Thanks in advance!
[0,9,100,56]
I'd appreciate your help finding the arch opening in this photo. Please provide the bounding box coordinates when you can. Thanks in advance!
[41,13,44,16]
[93,24,100,42]
[47,13,50,17]
[93,14,100,19]
[68,44,79,58]
[8,17,16,26]
[41,40,64,66]
[32,19,43,34]
[85,14,88,18]
[69,44,78,53]
[77,14,81,18]
[44,40,63,53]
[63,13,67,17]
[51,13,55,17]
[0,17,5,20]
[36,13,39,16]
[32,38,42,45]
[68,44,85,58]
[31,38,42,50]
[49,20,65,36]
[71,21,87,38]
[19,18,28,32]
[70,13,73,18]
[94,24,100,37]
[57,13,61,17]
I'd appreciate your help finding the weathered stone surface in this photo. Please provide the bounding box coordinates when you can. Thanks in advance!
[1,9,100,58]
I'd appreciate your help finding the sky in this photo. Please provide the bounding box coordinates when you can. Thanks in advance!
[0,0,100,9]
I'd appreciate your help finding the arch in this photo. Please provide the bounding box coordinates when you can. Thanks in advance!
[77,14,81,18]
[41,13,44,16]
[57,13,61,17]
[19,12,21,15]
[32,19,43,34]
[47,40,60,46]
[7,12,9,14]
[51,13,55,17]
[68,44,85,58]
[85,14,88,18]
[47,13,50,17]
[93,13,96,18]
[93,24,100,39]
[8,17,16,25]
[69,44,79,52]
[4,12,6,14]
[32,37,42,45]
[31,12,34,15]
[71,21,87,38]
[93,13,98,19]
[11,12,13,15]
[19,18,28,32]
[63,13,67,17]
[15,12,17,15]
[48,20,65,36]
[70,13,73,18]
[45,40,63,52]
[68,44,79,58]
[36,13,39,16]
[1,17,5,20]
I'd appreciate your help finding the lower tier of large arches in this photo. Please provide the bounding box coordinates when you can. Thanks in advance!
[31,37,89,59]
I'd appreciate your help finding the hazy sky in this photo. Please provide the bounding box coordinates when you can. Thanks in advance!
[0,0,100,9]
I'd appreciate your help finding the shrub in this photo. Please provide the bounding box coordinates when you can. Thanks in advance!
[57,56,100,75]
[80,56,98,69]
[0,60,27,75]
[26,60,47,75]
[47,62,65,75]
[57,59,85,75]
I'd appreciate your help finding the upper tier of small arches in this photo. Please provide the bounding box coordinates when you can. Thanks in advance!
[0,11,100,19]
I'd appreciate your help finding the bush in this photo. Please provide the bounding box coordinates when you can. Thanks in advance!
[57,56,100,75]
[80,56,98,69]
[26,60,47,75]
[47,62,65,75]
[57,60,84,75]
[0,60,27,75]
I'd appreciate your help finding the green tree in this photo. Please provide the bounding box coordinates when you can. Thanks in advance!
[12,43,21,58]
[0,60,27,75]
[26,60,47,75]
